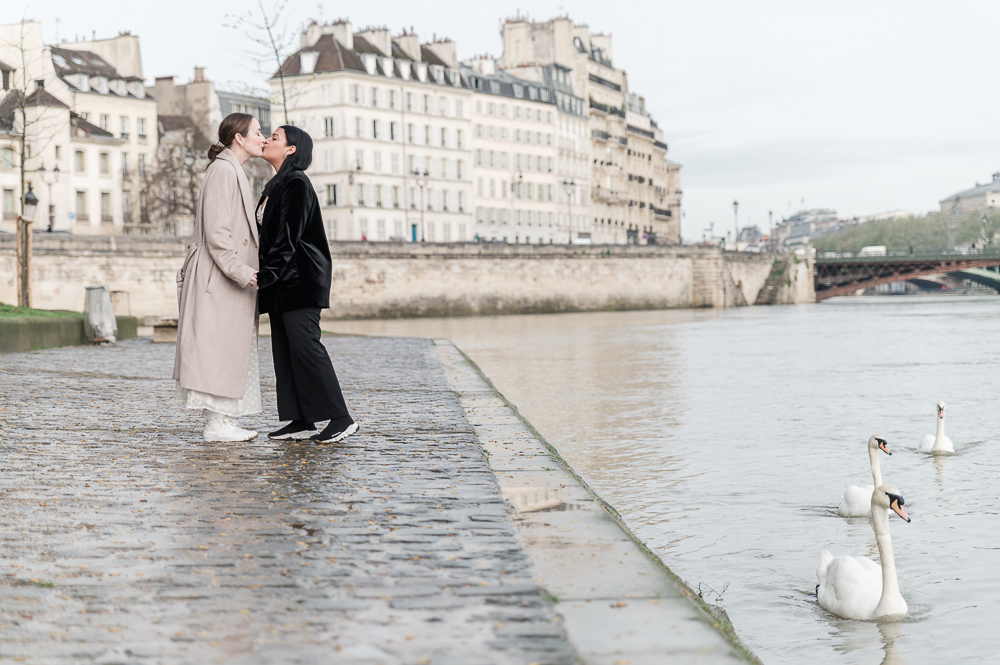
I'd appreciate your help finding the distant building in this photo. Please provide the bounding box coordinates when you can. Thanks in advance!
[0,23,158,235]
[773,208,838,248]
[151,68,272,235]
[271,21,474,242]
[939,172,1000,221]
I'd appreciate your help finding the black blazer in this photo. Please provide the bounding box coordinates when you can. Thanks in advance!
[256,170,332,314]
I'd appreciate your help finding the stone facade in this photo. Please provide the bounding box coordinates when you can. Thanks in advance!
[0,236,811,320]
[939,171,1000,221]
[498,17,681,244]
[0,22,157,235]
[273,22,474,243]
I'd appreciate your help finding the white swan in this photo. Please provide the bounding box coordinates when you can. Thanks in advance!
[919,401,954,454]
[817,484,911,620]
[838,435,890,517]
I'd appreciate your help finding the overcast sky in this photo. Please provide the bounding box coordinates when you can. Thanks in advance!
[6,0,999,240]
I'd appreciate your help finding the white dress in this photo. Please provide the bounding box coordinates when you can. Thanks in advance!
[175,202,262,418]
[175,321,261,417]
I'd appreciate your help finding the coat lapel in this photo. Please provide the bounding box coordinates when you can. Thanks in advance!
[218,149,259,244]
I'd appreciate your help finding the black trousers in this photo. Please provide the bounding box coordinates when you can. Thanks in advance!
[269,307,353,426]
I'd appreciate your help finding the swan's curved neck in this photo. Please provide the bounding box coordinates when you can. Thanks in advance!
[871,501,904,615]
[868,444,883,487]
[935,413,946,442]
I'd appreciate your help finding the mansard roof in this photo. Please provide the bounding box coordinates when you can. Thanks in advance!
[275,34,465,88]
[25,88,69,108]
[70,112,116,140]
[50,47,118,79]
[275,34,366,76]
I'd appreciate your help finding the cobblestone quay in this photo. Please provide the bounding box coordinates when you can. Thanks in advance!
[0,337,576,664]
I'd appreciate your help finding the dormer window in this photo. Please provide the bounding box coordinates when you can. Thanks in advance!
[489,81,499,94]
[77,74,90,91]
[398,60,411,81]
[413,62,427,83]
[360,53,377,76]
[513,83,523,98]
[301,51,319,75]
[380,57,394,78]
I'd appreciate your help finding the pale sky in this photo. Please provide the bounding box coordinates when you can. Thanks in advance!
[5,0,999,241]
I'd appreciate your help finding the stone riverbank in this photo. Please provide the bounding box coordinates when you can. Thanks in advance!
[0,335,755,664]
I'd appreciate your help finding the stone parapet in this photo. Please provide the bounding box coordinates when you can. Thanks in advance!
[0,235,803,320]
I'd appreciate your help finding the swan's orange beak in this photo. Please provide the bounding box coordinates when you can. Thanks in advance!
[890,499,910,523]
[877,439,891,455]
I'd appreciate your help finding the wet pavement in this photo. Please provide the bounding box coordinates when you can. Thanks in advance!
[0,337,576,665]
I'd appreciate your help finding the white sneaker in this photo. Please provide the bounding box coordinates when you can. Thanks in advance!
[204,411,258,442]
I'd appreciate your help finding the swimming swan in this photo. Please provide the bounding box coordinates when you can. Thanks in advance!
[919,401,954,454]
[817,485,911,621]
[838,435,890,518]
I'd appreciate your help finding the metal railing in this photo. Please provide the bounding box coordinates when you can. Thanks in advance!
[816,249,1000,263]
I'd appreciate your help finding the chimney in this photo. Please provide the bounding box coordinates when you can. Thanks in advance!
[355,27,391,56]
[323,19,353,50]
[422,39,457,68]
[393,32,420,61]
[193,66,206,82]
[994,172,1000,183]
[301,20,322,49]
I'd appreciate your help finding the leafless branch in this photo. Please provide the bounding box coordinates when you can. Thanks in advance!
[225,0,293,125]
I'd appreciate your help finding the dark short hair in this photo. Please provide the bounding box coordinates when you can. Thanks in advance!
[263,125,313,196]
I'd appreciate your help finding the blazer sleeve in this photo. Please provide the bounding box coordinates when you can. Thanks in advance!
[203,164,256,288]
[257,176,310,290]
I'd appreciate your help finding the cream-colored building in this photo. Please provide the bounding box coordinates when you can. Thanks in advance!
[272,21,473,243]
[0,22,157,235]
[498,17,681,244]
[940,172,1000,222]
[463,58,587,244]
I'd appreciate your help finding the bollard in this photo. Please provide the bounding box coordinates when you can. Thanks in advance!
[84,286,118,344]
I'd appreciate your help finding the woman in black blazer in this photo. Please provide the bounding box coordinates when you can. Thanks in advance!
[257,125,358,443]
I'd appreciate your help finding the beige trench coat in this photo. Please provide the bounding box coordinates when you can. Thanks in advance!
[172,149,260,399]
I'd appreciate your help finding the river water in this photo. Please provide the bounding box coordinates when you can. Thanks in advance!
[326,295,1000,664]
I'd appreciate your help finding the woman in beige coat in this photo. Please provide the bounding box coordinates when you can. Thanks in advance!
[173,113,267,441]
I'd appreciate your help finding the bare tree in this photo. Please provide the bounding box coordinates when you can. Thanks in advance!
[1,16,61,218]
[226,0,293,124]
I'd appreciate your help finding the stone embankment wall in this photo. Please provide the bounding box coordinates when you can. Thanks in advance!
[0,236,814,319]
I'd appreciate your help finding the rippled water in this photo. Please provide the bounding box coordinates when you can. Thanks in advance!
[327,296,1000,664]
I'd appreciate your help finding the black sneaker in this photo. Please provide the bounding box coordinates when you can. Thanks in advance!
[268,421,316,440]
[311,421,359,444]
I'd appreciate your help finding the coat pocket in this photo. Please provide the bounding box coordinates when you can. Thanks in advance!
[205,263,220,294]
[177,243,200,301]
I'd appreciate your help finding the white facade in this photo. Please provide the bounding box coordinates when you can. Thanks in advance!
[274,22,473,243]
[0,22,157,234]
[465,63,560,244]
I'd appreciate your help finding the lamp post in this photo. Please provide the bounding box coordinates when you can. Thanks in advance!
[732,199,739,251]
[562,179,575,244]
[412,169,428,242]
[16,184,39,307]
[36,162,61,232]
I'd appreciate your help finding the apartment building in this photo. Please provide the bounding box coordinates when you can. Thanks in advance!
[465,59,568,244]
[498,16,681,244]
[0,23,157,234]
[272,21,473,242]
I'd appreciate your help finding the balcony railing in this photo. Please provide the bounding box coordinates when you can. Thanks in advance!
[652,206,672,218]
[591,129,610,141]
[588,73,622,92]
[588,98,625,118]
[626,124,655,140]
[654,140,668,151]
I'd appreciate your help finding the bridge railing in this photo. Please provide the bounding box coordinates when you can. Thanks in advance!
[816,249,1000,263]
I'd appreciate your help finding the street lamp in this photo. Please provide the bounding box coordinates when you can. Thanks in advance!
[562,179,575,244]
[16,184,39,307]
[36,162,60,232]
[732,199,739,251]
[412,169,428,242]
